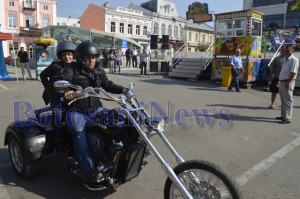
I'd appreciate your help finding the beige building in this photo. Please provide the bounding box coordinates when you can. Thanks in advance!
[186,21,214,52]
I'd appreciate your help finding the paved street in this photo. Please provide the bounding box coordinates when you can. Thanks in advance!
[0,65,300,199]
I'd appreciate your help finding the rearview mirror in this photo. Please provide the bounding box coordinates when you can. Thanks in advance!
[53,80,83,91]
[53,80,70,88]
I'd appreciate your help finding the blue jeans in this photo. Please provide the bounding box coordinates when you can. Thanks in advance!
[229,68,240,91]
[65,107,105,174]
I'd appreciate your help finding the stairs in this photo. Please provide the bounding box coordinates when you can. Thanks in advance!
[168,58,207,79]
[168,42,214,80]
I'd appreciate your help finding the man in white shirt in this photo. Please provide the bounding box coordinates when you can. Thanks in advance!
[277,45,299,124]
[228,49,244,92]
[132,48,138,68]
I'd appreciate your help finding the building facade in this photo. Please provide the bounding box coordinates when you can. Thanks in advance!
[0,0,57,57]
[186,21,214,52]
[243,0,300,30]
[80,0,213,51]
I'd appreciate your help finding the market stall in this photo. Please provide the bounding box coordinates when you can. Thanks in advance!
[211,10,266,85]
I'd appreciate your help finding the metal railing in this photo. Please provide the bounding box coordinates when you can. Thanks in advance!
[171,43,186,69]
[199,41,214,71]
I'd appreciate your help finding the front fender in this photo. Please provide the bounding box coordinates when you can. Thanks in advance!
[4,122,48,160]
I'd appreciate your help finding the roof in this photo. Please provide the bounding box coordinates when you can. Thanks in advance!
[186,21,214,32]
[128,3,154,16]
[0,32,12,41]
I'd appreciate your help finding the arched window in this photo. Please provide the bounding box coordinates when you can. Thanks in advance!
[154,22,159,34]
[168,25,172,36]
[8,14,17,27]
[161,23,166,35]
[174,26,178,38]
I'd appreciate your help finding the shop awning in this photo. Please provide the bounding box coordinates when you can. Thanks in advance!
[0,32,12,41]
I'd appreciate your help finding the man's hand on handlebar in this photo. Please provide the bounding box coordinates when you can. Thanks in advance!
[64,91,76,101]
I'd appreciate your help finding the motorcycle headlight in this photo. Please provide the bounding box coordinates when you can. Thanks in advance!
[152,117,166,132]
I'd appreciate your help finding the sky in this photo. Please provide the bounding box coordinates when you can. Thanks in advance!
[57,0,244,20]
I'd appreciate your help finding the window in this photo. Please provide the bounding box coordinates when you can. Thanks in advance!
[164,5,170,14]
[180,27,184,38]
[8,14,17,28]
[26,15,34,27]
[188,32,192,41]
[111,22,116,32]
[43,5,48,10]
[174,26,178,37]
[61,22,66,26]
[9,0,14,6]
[203,34,206,43]
[27,43,34,59]
[136,25,140,35]
[120,23,124,33]
[128,24,132,34]
[42,17,49,27]
[143,26,147,36]
[252,19,262,36]
[154,22,159,34]
[210,35,213,43]
[161,23,166,35]
[72,23,76,27]
[168,25,172,36]
[195,33,199,42]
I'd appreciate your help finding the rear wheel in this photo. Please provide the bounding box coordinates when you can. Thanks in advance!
[8,133,41,179]
[164,160,241,199]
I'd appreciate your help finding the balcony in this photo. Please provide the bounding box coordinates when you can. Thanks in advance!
[19,27,42,37]
[23,1,36,11]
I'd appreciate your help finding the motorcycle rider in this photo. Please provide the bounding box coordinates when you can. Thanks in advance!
[63,41,127,189]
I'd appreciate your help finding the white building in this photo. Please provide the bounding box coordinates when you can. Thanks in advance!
[57,16,80,27]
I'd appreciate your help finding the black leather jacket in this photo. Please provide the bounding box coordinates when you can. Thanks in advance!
[69,62,125,112]
[40,61,75,106]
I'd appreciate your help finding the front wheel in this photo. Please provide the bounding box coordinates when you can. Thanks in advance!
[7,133,41,179]
[164,160,241,199]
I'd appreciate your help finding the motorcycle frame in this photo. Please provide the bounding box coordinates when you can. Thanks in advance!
[96,87,194,199]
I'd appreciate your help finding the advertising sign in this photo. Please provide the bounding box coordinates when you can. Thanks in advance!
[214,36,262,56]
[186,2,212,23]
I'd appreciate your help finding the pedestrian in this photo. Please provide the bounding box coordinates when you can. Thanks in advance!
[114,48,122,73]
[268,47,285,109]
[74,37,81,45]
[132,48,138,68]
[139,49,148,75]
[66,34,72,42]
[125,47,133,67]
[276,45,299,124]
[102,47,109,68]
[228,49,244,92]
[108,47,115,74]
[17,47,33,80]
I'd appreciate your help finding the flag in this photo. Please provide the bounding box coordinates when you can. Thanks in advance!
[147,29,151,38]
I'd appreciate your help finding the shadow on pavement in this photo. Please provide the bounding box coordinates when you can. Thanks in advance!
[0,148,116,199]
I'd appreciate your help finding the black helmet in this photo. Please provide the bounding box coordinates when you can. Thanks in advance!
[75,41,100,62]
[56,40,76,60]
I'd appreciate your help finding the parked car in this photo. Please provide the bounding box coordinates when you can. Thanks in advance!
[4,56,11,65]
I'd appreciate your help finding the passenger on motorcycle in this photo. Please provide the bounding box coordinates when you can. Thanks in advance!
[63,41,127,189]
[40,40,77,109]
[40,40,77,149]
